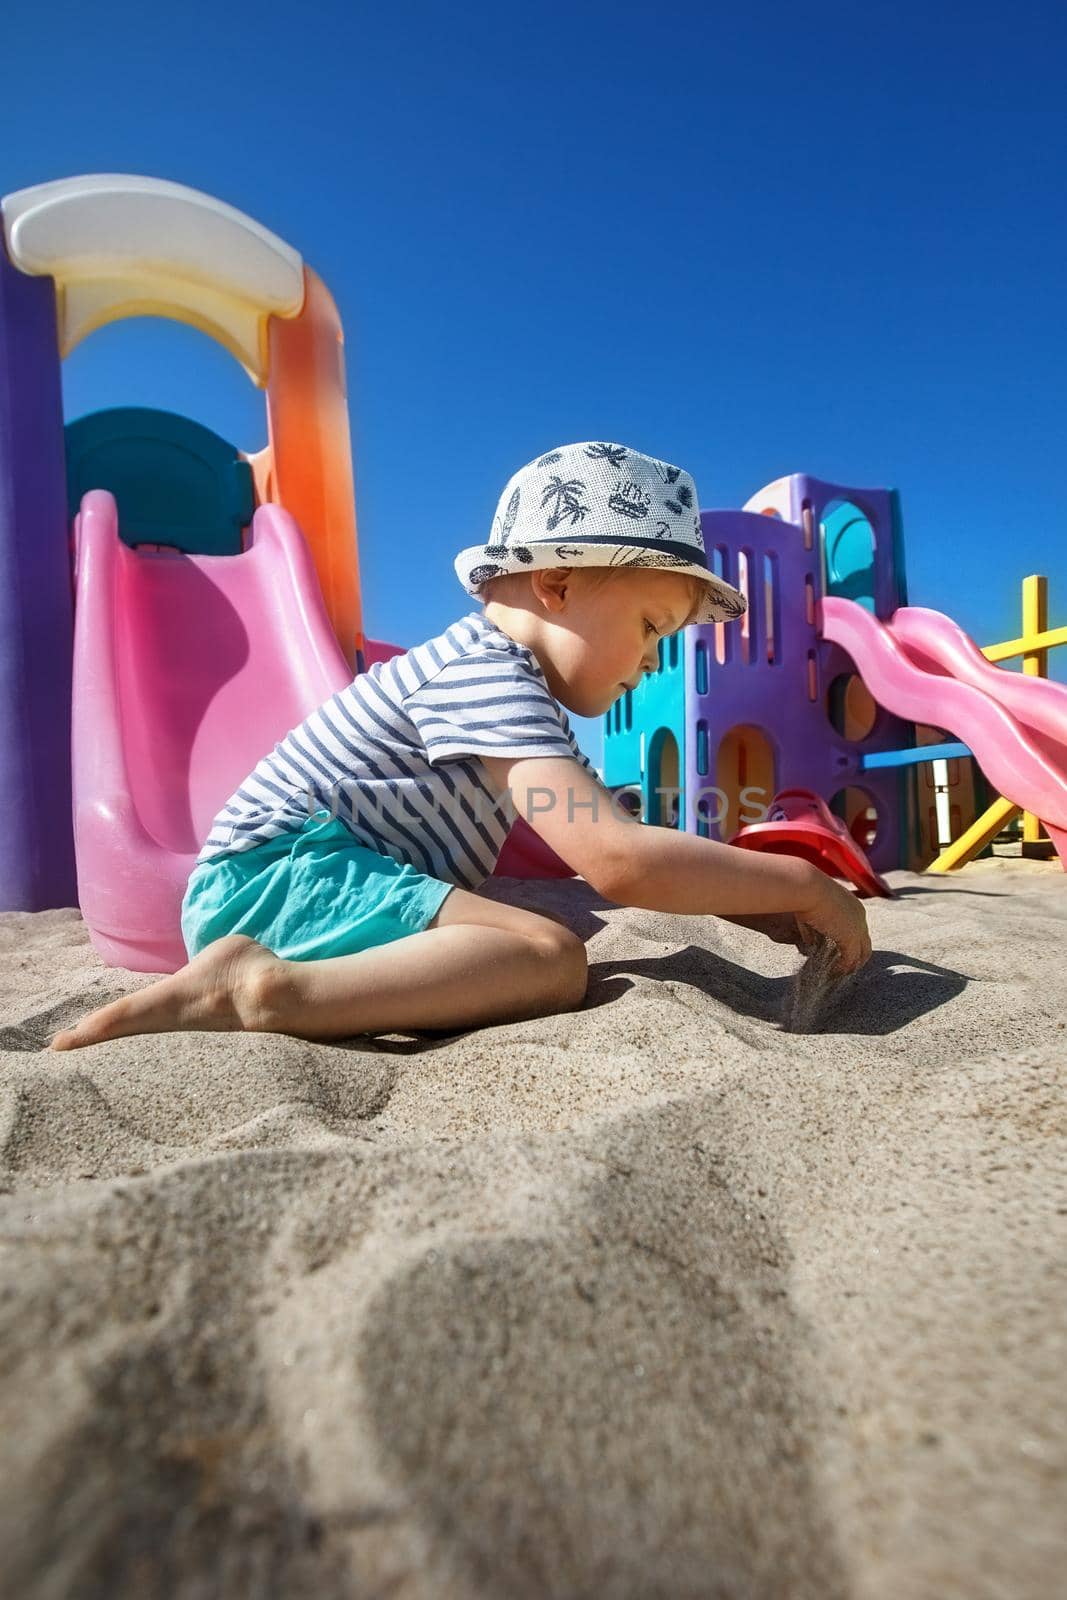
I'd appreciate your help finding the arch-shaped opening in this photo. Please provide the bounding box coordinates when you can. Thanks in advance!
[716,724,776,842]
[647,727,681,828]
[830,785,881,850]
[61,314,267,460]
[52,264,364,675]
[827,670,878,741]
[820,498,877,610]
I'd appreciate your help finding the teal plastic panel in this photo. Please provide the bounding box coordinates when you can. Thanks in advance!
[65,407,254,555]
[603,632,686,824]
[821,497,877,612]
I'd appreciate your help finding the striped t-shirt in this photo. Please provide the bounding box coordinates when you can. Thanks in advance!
[196,608,600,890]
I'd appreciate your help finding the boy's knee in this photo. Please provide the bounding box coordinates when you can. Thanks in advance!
[531,922,588,1006]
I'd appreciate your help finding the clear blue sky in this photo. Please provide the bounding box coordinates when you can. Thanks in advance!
[5,0,1065,763]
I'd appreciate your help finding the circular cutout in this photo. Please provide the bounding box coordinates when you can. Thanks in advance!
[827,672,878,740]
[830,786,880,850]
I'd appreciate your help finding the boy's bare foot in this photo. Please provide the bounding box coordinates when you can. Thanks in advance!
[47,935,285,1052]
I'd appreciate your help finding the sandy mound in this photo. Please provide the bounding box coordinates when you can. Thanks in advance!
[1,858,1063,1598]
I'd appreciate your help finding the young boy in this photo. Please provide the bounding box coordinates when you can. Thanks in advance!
[49,442,870,1051]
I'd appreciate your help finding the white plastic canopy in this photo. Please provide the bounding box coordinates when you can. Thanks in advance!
[1,174,305,382]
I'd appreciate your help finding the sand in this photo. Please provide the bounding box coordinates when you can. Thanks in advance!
[0,856,1064,1599]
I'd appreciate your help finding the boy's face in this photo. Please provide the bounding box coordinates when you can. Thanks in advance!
[538,568,697,718]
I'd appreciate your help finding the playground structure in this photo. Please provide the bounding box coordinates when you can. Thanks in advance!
[602,477,1067,874]
[0,174,559,972]
[1,175,1062,972]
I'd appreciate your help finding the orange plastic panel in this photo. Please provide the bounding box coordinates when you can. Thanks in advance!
[266,268,363,669]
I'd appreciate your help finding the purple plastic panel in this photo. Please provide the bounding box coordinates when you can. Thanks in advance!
[685,497,912,877]
[775,473,912,871]
[0,242,77,909]
[776,474,908,618]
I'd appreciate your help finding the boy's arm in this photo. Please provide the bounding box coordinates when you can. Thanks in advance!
[480,753,871,972]
[481,753,819,915]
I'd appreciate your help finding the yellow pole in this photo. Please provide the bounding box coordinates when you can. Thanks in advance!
[1021,575,1048,847]
[928,796,1021,873]
[983,622,1067,663]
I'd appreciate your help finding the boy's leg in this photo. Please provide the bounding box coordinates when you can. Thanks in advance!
[271,895,587,1037]
[49,892,587,1049]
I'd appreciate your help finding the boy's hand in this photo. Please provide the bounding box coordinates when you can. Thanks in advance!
[722,878,872,976]
[793,876,872,974]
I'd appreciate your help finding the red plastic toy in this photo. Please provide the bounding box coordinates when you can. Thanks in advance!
[729,787,895,899]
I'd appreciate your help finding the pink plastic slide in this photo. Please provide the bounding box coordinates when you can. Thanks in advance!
[72,491,353,972]
[72,491,576,974]
[819,598,1067,868]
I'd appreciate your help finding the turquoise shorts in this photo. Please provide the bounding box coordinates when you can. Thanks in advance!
[180,810,456,962]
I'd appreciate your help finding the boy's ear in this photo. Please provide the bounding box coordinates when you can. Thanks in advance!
[531,566,572,612]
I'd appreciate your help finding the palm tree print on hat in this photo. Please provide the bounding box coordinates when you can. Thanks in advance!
[584,443,629,469]
[664,483,694,515]
[541,477,590,531]
[536,451,563,468]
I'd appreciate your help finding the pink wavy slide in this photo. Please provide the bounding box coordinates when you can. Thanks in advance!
[72,491,352,973]
[819,598,1067,869]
